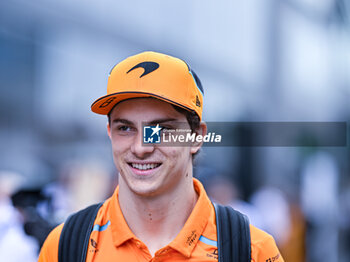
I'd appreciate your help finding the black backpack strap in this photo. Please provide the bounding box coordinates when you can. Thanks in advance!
[214,203,251,262]
[58,202,103,262]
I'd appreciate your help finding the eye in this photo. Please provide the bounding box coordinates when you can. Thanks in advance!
[118,125,132,132]
[113,124,136,135]
[159,125,172,131]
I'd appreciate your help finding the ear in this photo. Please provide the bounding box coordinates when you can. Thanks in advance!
[190,122,207,154]
[107,122,111,139]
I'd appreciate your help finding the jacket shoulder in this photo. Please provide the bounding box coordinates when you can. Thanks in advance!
[250,225,284,262]
[38,223,64,262]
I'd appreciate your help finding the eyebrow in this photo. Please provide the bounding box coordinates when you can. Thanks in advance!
[112,119,134,125]
[147,118,177,125]
[111,118,178,126]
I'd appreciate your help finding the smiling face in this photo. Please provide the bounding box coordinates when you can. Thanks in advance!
[107,98,202,198]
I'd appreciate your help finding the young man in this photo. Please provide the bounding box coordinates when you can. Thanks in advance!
[38,51,284,261]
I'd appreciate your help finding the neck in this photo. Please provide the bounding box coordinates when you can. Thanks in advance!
[118,172,198,256]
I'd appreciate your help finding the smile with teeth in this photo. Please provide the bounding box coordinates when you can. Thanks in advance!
[130,163,161,170]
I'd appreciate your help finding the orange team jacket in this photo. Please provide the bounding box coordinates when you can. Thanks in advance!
[39,179,284,262]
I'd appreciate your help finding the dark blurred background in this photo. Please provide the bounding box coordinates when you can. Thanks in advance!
[1,1,350,261]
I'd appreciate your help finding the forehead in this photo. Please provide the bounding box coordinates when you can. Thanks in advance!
[109,98,186,121]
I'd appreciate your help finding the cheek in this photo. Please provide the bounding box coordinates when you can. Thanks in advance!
[110,139,127,164]
[112,147,128,175]
[166,147,191,168]
[111,135,129,153]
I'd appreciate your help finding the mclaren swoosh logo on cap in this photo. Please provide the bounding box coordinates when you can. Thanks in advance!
[127,61,159,78]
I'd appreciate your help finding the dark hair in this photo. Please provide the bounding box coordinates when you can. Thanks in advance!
[171,105,200,133]
[171,105,202,160]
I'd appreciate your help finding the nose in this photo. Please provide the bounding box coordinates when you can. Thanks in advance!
[130,130,155,158]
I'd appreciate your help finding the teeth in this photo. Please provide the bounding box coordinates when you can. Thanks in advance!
[131,163,160,170]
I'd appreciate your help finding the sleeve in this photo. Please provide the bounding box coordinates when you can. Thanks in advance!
[250,225,285,262]
[38,224,64,262]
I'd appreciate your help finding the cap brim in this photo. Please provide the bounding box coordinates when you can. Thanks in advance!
[91,91,194,115]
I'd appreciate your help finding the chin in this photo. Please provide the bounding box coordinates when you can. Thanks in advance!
[125,179,162,196]
[131,186,161,198]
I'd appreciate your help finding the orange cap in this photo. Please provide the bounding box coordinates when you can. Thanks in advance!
[91,51,204,120]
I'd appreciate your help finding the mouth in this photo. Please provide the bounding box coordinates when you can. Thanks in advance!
[127,162,162,176]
